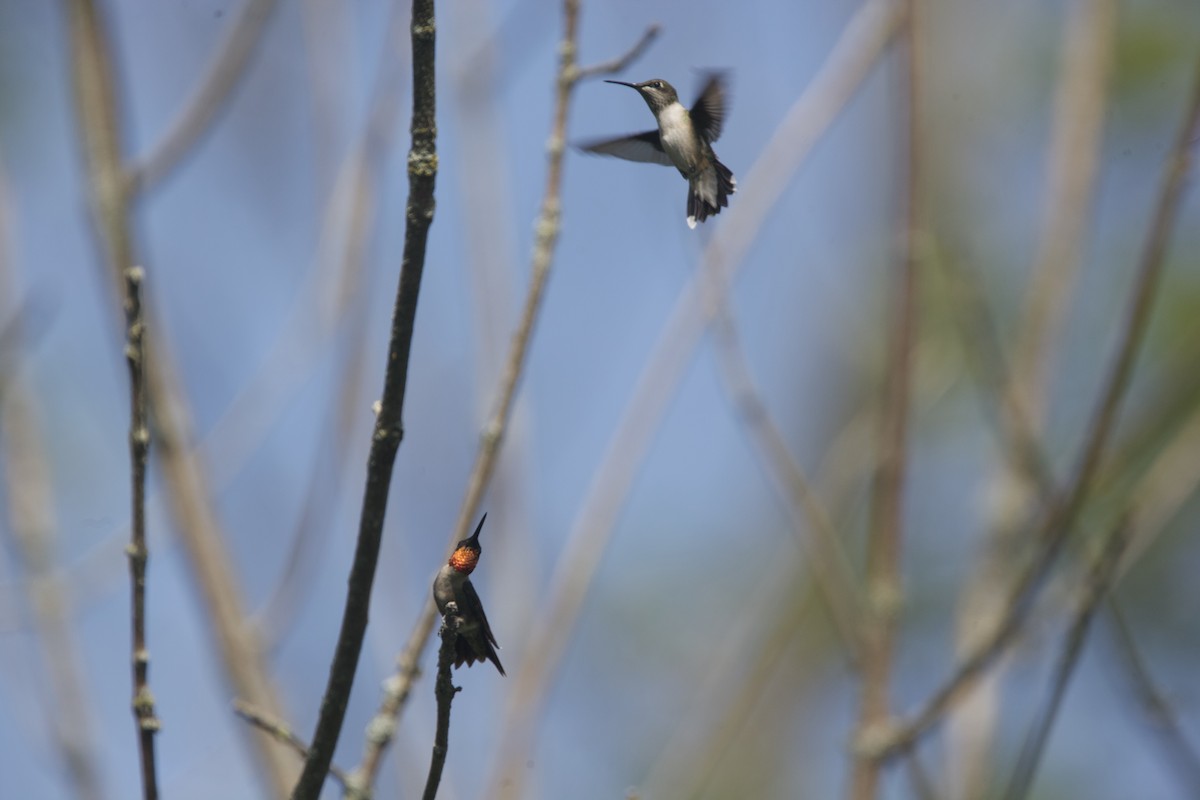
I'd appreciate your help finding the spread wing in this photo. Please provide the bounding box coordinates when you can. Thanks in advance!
[579,130,674,167]
[690,73,728,143]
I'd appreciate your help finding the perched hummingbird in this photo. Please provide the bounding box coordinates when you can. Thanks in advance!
[432,514,505,676]
[582,73,736,228]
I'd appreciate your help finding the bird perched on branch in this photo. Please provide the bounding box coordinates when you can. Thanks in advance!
[582,73,736,228]
[432,514,505,675]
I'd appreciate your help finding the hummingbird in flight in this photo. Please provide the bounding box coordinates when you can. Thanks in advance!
[582,73,735,228]
[432,514,505,676]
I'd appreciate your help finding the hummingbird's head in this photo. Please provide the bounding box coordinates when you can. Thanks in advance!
[448,513,486,574]
[606,78,679,114]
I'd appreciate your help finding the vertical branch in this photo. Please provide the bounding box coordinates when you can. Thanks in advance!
[438,0,615,578]
[349,13,660,794]
[487,4,908,798]
[420,616,462,800]
[1012,0,1116,418]
[64,1,296,793]
[850,0,921,796]
[872,51,1200,762]
[290,0,438,795]
[946,2,1115,794]
[0,169,105,800]
[707,304,865,658]
[1061,56,1200,514]
[123,267,160,800]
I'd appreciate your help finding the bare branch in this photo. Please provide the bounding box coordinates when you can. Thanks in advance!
[289,0,439,794]
[127,0,280,191]
[638,555,813,797]
[945,4,1115,789]
[123,266,159,800]
[1002,521,1130,800]
[0,223,105,799]
[871,51,1200,762]
[484,2,908,796]
[233,700,351,789]
[850,2,921,796]
[420,615,463,800]
[576,24,661,80]
[349,6,660,792]
[64,1,296,793]
[1012,0,1116,420]
[1106,600,1200,796]
[707,304,865,658]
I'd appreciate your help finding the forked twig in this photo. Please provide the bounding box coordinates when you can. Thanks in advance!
[233,700,350,789]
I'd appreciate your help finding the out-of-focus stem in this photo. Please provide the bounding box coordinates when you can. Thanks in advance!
[849,1,921,796]
[65,1,296,794]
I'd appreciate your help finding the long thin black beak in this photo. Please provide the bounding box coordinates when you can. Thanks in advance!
[466,513,487,545]
[604,79,639,90]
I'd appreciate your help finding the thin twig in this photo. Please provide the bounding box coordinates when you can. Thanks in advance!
[576,24,661,80]
[437,14,664,595]
[65,1,296,793]
[420,614,462,800]
[289,0,438,795]
[937,237,1200,795]
[938,252,1056,497]
[0,164,105,800]
[707,304,865,659]
[904,754,943,800]
[485,3,908,797]
[872,52,1200,761]
[1106,599,1200,796]
[850,2,921,796]
[1,402,107,800]
[946,4,1115,789]
[233,700,351,789]
[1003,520,1130,800]
[349,14,662,794]
[123,267,160,800]
[127,0,280,190]
[639,554,814,797]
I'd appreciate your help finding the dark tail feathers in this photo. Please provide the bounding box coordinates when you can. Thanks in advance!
[687,159,737,228]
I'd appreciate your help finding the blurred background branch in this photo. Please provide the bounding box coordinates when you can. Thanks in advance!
[2,0,1197,797]
[850,1,921,796]
[127,0,280,191]
[63,0,296,793]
